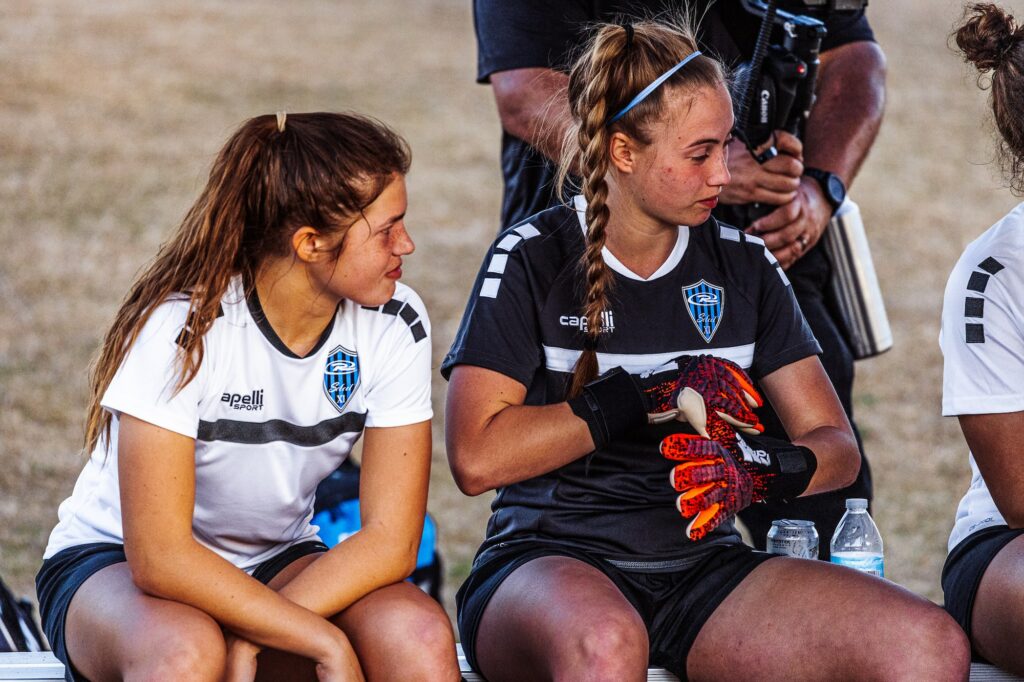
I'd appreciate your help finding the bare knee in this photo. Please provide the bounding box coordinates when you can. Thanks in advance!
[124,616,226,682]
[554,612,648,682]
[357,597,458,678]
[883,605,970,682]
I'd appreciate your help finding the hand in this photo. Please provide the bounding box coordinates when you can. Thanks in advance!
[646,355,764,437]
[747,176,833,270]
[660,424,818,541]
[720,132,804,207]
[223,633,262,682]
[660,432,753,541]
[313,629,365,682]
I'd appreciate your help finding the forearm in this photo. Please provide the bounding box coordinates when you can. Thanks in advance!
[795,424,860,496]
[803,41,887,186]
[128,539,339,659]
[491,68,572,163]
[448,399,595,495]
[274,524,419,616]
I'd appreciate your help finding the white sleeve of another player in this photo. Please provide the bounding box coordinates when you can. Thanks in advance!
[941,257,1024,416]
[100,301,207,439]
[363,292,433,428]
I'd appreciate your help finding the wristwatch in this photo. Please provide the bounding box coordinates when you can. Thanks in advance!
[803,167,846,215]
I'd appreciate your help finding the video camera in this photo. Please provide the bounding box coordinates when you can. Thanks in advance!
[723,0,866,224]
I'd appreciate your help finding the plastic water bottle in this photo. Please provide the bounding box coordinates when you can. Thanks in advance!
[830,498,884,577]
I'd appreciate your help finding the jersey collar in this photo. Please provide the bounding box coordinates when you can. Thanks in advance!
[572,195,689,282]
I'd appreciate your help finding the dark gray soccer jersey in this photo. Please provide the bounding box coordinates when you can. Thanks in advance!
[442,198,820,562]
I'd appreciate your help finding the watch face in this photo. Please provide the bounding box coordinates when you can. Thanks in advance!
[827,175,846,204]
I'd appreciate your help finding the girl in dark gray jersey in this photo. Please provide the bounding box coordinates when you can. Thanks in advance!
[444,17,968,682]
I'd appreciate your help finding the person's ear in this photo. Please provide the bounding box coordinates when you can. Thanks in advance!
[292,226,328,264]
[609,131,638,174]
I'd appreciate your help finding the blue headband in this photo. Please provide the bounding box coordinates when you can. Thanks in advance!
[606,51,703,125]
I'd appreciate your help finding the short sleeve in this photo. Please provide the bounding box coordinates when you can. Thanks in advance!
[441,234,544,387]
[747,236,821,379]
[820,10,875,51]
[362,290,433,428]
[101,301,207,438]
[941,253,1024,416]
[474,0,590,82]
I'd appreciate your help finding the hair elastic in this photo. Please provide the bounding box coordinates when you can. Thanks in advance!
[623,23,634,52]
[276,111,287,132]
[607,50,702,125]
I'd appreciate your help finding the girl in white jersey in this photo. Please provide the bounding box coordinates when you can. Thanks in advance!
[34,112,459,681]
[444,17,968,682]
[940,5,1024,676]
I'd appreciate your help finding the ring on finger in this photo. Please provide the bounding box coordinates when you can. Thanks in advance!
[797,234,808,250]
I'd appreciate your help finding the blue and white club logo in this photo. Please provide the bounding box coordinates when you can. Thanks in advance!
[324,345,360,413]
[682,279,724,343]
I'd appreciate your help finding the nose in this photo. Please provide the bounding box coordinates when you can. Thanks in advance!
[394,224,415,256]
[711,148,731,188]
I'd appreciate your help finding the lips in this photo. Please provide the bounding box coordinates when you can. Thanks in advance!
[698,196,719,209]
[386,262,403,279]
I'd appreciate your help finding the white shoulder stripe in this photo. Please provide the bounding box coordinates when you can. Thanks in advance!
[487,254,508,274]
[719,225,741,241]
[480,278,501,298]
[496,233,521,252]
[514,223,540,239]
[745,233,765,246]
[542,343,755,375]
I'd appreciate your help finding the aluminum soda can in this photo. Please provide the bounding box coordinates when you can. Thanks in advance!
[766,519,819,560]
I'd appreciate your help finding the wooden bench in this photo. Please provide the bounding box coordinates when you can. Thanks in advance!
[3,649,1023,681]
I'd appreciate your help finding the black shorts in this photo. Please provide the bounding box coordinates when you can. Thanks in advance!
[456,540,777,679]
[942,524,1024,660]
[35,540,327,682]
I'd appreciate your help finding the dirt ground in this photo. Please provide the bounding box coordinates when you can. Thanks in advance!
[1,0,1018,631]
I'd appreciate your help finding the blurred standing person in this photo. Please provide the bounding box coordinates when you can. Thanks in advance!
[941,4,1024,675]
[473,0,886,556]
[34,112,458,682]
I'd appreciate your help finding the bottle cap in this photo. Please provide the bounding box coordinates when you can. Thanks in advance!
[845,498,868,510]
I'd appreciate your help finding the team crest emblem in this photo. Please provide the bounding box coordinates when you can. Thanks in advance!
[323,345,360,413]
[683,280,724,343]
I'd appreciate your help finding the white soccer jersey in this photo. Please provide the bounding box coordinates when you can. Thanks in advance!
[45,277,432,569]
[941,202,1024,551]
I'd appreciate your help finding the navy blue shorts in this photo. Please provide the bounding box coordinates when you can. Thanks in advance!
[456,540,776,680]
[35,540,327,681]
[942,525,1024,661]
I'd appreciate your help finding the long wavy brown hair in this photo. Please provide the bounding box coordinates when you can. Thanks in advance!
[556,19,725,397]
[84,112,410,453]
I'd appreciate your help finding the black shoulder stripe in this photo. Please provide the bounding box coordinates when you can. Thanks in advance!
[979,257,1005,275]
[964,297,985,318]
[371,297,427,343]
[966,323,985,344]
[361,305,380,311]
[967,271,990,293]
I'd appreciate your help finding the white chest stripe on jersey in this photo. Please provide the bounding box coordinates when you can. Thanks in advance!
[541,343,755,375]
[197,411,367,447]
[480,223,541,299]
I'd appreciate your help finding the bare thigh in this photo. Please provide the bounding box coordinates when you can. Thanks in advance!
[687,557,970,682]
[474,556,649,682]
[65,562,226,682]
[970,534,1024,675]
[256,553,458,682]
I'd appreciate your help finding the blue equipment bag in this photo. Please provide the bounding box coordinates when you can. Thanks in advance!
[313,459,443,602]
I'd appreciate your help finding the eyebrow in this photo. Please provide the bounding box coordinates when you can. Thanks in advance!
[380,212,406,228]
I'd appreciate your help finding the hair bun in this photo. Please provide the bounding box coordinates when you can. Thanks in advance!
[955,3,1019,72]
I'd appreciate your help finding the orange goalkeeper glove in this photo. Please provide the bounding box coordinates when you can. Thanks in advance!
[659,427,817,541]
[645,355,764,437]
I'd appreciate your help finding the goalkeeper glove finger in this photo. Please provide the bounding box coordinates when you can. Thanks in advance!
[646,355,764,437]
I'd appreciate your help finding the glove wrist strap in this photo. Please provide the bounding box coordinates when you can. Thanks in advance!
[568,367,647,450]
[738,434,818,502]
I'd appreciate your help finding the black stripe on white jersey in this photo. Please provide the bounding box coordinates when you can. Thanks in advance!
[362,298,427,343]
[964,256,1006,344]
[197,411,367,446]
